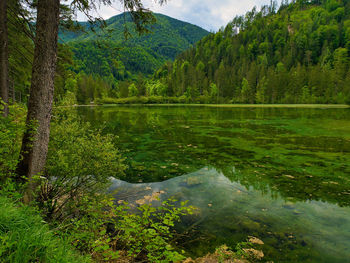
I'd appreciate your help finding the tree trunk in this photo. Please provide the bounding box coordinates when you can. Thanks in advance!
[0,0,9,117]
[16,0,60,203]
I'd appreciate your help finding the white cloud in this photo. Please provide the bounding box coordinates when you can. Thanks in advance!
[76,0,271,31]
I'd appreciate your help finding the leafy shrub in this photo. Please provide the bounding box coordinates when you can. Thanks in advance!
[0,196,90,263]
[114,199,193,262]
[345,93,350,105]
[96,95,196,105]
[96,96,148,104]
[0,104,26,186]
[62,194,193,262]
[40,110,126,220]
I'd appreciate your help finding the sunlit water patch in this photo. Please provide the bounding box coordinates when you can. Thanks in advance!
[76,105,350,262]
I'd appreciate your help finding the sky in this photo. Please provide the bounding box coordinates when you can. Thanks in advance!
[76,0,271,31]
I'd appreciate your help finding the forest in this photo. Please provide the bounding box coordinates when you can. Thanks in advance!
[4,8,209,105]
[5,1,350,105]
[152,0,350,104]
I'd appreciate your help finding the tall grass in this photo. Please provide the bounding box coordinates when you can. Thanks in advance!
[0,196,91,263]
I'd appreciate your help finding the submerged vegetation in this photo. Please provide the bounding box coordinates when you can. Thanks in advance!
[80,105,350,262]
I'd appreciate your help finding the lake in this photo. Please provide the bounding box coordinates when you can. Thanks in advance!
[76,105,350,262]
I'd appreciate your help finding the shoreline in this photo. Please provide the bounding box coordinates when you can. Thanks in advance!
[58,103,350,109]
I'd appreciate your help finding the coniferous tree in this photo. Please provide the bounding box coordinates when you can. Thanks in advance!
[0,0,9,117]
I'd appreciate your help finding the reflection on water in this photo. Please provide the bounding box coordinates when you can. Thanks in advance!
[109,168,350,262]
[76,105,350,262]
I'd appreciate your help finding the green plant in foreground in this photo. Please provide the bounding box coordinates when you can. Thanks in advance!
[0,104,26,185]
[39,110,126,221]
[0,196,90,263]
[61,193,194,262]
[115,198,193,262]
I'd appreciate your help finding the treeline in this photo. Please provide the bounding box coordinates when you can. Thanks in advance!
[10,1,350,106]
[8,11,209,105]
[151,0,350,104]
[52,12,209,105]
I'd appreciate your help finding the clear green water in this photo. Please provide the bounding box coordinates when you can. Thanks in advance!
[76,105,350,262]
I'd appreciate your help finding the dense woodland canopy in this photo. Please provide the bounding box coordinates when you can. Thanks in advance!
[153,0,350,104]
[61,13,208,103]
[6,11,208,104]
[60,13,209,76]
[6,0,350,105]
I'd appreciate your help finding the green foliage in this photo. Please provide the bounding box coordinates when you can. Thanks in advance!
[0,196,90,263]
[96,95,188,104]
[209,83,218,101]
[59,193,193,262]
[112,198,192,262]
[41,111,126,220]
[128,83,139,97]
[7,3,33,102]
[60,13,209,82]
[0,104,195,262]
[75,74,113,104]
[58,91,77,106]
[146,80,168,96]
[0,104,26,185]
[154,0,350,104]
[240,78,252,103]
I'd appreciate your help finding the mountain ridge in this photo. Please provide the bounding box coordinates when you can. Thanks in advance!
[59,13,209,80]
[60,12,208,44]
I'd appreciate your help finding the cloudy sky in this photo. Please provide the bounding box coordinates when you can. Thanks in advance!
[76,0,271,31]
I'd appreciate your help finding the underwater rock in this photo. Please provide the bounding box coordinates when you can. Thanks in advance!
[135,191,164,205]
[293,210,302,215]
[186,176,202,186]
[248,236,264,245]
[243,248,264,260]
[184,245,249,263]
[282,202,295,209]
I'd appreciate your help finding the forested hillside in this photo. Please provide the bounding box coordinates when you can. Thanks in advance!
[8,12,208,105]
[59,13,209,79]
[152,0,350,104]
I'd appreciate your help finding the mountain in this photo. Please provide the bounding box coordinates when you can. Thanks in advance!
[153,0,350,104]
[59,13,209,80]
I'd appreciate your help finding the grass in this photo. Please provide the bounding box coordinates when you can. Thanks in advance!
[95,96,188,105]
[93,102,350,108]
[0,196,91,263]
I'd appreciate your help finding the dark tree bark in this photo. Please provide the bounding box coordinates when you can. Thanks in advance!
[0,0,9,117]
[17,0,60,203]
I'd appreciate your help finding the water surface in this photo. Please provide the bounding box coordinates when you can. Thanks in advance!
[77,105,350,262]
